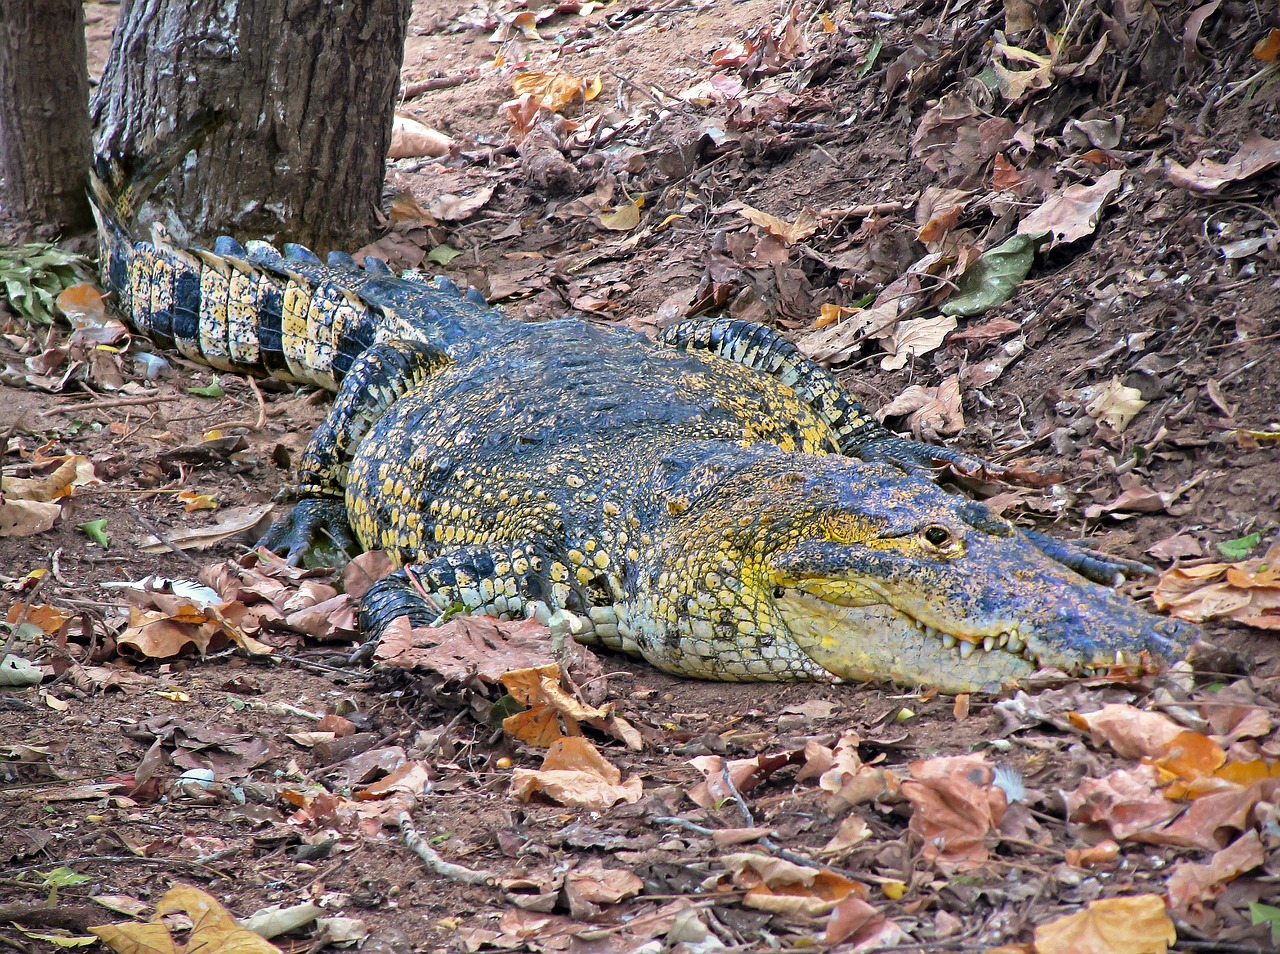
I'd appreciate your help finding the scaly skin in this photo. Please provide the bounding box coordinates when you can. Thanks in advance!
[89,156,1200,691]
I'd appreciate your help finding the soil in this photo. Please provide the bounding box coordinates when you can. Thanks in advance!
[3,1,1279,952]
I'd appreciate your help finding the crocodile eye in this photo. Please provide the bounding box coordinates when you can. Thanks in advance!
[773,586,786,599]
[923,525,952,547]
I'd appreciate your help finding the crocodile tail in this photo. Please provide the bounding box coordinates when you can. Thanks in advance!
[89,116,511,389]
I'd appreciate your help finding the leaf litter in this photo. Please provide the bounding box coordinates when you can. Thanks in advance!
[3,0,1280,951]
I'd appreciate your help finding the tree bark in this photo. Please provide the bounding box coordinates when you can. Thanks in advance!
[92,0,411,251]
[0,0,94,240]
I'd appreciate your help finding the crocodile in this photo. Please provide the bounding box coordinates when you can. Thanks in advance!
[86,149,1199,692]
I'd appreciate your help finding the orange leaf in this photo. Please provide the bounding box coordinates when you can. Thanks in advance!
[1032,894,1175,954]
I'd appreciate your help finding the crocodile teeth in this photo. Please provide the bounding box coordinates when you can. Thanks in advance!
[959,640,977,660]
[941,633,957,650]
[983,636,996,652]
[1115,650,1127,666]
[1006,631,1024,654]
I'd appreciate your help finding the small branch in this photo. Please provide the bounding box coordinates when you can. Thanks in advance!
[39,394,178,417]
[398,811,495,886]
[402,73,474,98]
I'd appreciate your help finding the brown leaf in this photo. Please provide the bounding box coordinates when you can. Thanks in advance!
[1067,704,1183,759]
[1166,831,1265,929]
[720,853,864,918]
[426,185,494,222]
[1167,134,1280,194]
[902,754,1004,871]
[1152,541,1280,628]
[738,204,818,244]
[388,115,454,159]
[1032,894,1175,954]
[92,885,282,954]
[509,737,643,810]
[1018,170,1123,248]
[1064,765,1183,842]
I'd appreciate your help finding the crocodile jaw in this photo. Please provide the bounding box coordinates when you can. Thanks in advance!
[775,588,1036,693]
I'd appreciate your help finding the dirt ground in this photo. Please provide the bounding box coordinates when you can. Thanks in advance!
[3,1,1280,952]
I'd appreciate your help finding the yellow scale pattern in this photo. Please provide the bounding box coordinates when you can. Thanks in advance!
[339,321,843,680]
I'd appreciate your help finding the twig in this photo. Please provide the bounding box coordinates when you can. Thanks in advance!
[126,504,204,570]
[714,760,879,884]
[39,394,177,417]
[210,375,268,431]
[398,811,496,886]
[402,73,473,98]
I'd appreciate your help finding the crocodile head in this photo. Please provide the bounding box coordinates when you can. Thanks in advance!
[654,446,1198,692]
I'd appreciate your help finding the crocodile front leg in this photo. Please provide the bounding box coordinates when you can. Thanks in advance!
[259,339,451,563]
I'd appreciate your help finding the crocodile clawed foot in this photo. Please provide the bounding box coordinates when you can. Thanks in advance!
[257,497,360,566]
[1021,528,1156,586]
[349,569,443,664]
[852,435,1010,482]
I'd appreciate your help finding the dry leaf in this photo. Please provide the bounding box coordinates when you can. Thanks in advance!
[720,853,863,918]
[1152,540,1280,629]
[1017,170,1123,248]
[1167,134,1280,194]
[738,204,818,245]
[1166,831,1265,929]
[1032,894,1175,954]
[511,71,600,111]
[388,115,454,159]
[902,754,1004,871]
[879,313,957,371]
[509,736,643,810]
[138,503,274,553]
[599,197,643,231]
[92,885,281,954]
[1084,376,1147,431]
[1064,765,1184,842]
[426,185,494,222]
[878,376,964,440]
[0,498,61,537]
[1067,704,1183,759]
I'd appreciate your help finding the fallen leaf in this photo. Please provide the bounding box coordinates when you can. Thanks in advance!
[1018,170,1124,248]
[599,197,643,231]
[991,43,1053,102]
[1167,134,1280,194]
[388,115,454,159]
[877,376,964,441]
[511,71,601,111]
[426,185,494,222]
[902,754,1004,871]
[879,313,957,370]
[1068,704,1183,759]
[1032,894,1175,954]
[738,204,818,244]
[91,885,281,954]
[1152,540,1280,629]
[1084,376,1147,432]
[0,498,61,537]
[509,737,643,810]
[939,233,1040,318]
[137,503,274,553]
[720,853,863,917]
[1064,765,1184,842]
[1166,831,1265,929]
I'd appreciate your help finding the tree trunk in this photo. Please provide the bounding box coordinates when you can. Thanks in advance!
[0,0,94,240]
[92,0,411,252]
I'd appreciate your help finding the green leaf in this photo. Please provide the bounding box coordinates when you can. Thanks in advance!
[188,379,225,398]
[1217,532,1262,560]
[859,36,883,78]
[38,867,92,888]
[0,244,94,324]
[1250,902,1280,945]
[426,244,463,266]
[940,233,1044,318]
[77,519,110,548]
